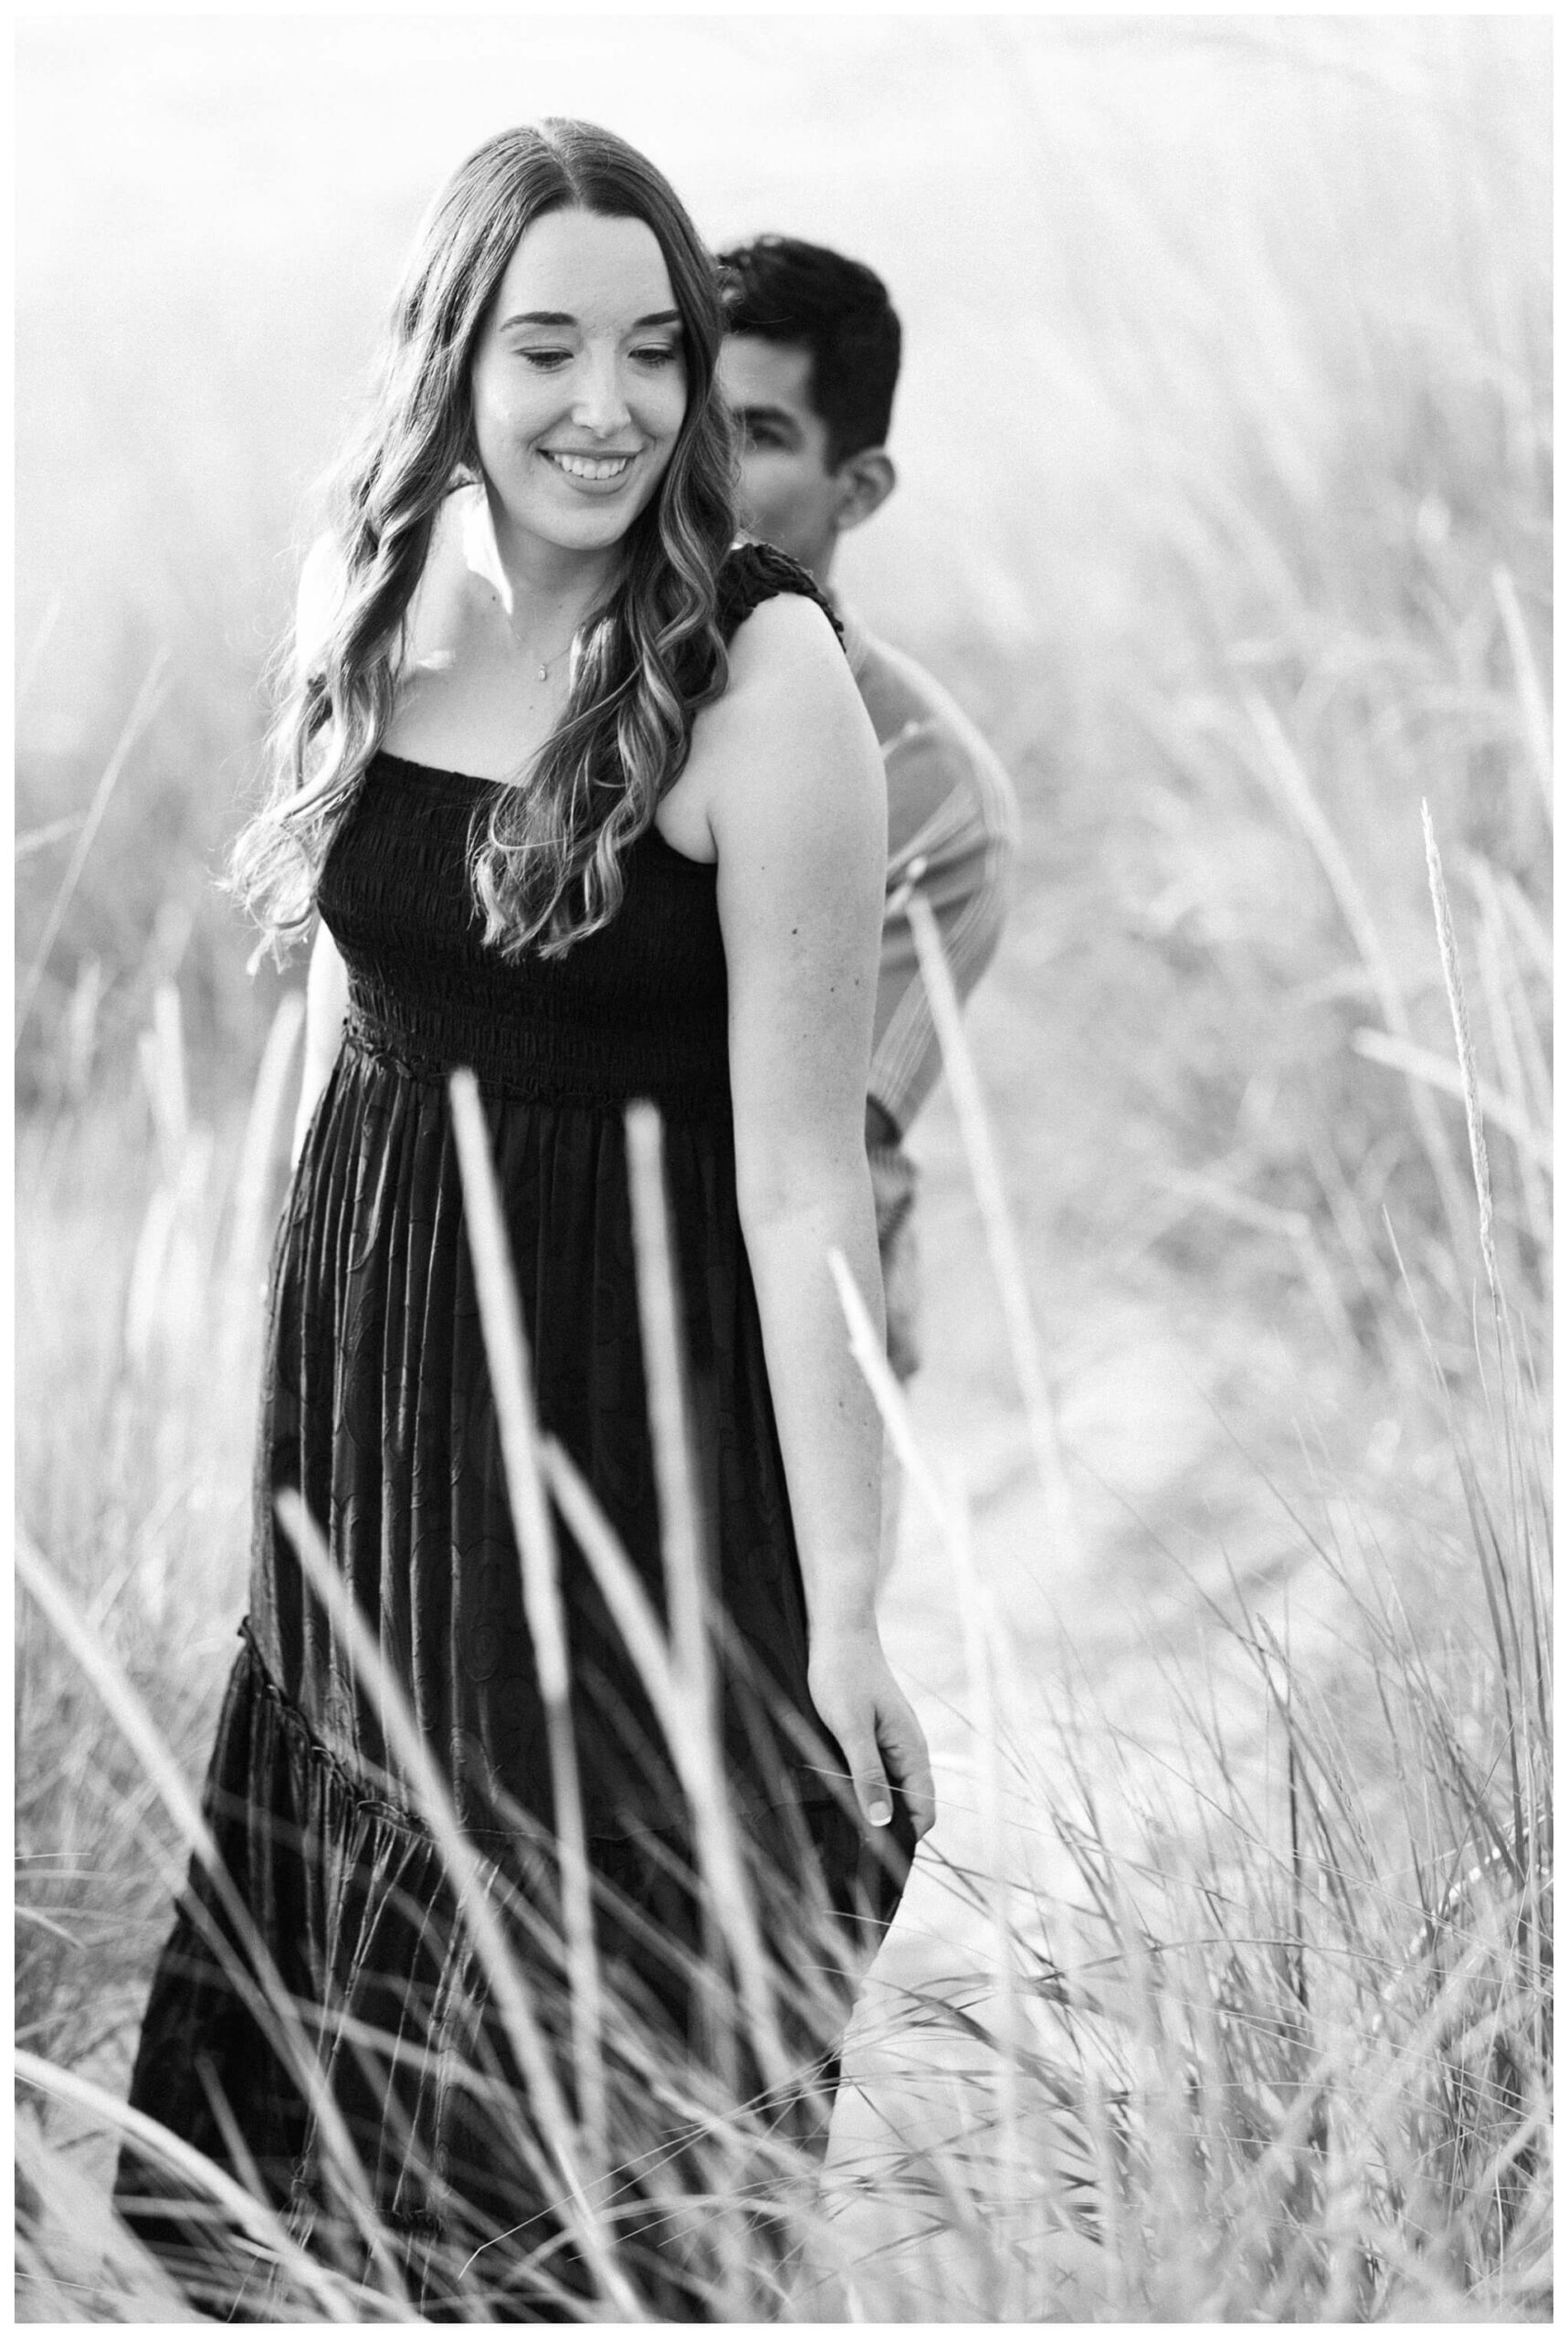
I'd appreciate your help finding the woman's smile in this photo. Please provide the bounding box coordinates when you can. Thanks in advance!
[469,208,687,564]
[540,446,639,488]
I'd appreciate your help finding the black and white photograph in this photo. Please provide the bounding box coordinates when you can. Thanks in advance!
[15,12,1552,2322]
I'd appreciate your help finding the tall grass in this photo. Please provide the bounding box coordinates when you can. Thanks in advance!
[818,814,1550,2321]
[16,817,1551,2318]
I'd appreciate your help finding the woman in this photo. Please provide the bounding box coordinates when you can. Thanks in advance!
[114,120,932,2316]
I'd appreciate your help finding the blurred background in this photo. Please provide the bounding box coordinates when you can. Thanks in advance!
[16,16,1552,2316]
[18,16,1549,1101]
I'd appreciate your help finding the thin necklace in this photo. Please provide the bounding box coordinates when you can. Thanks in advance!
[528,627,582,682]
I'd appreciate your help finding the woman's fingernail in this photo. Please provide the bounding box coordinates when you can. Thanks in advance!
[868,1801,891,1827]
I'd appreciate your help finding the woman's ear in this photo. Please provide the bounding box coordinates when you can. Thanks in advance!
[832,448,897,535]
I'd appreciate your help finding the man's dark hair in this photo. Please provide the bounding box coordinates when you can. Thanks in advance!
[718,236,901,467]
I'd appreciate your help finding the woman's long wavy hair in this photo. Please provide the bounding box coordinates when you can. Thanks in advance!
[231,120,736,961]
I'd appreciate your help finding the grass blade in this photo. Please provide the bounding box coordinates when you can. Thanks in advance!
[16,2051,382,2324]
[1421,802,1500,1312]
[447,1067,607,2176]
[275,1488,644,2320]
[15,1527,411,2307]
[1491,565,1552,818]
[538,1436,793,2099]
[224,990,305,1307]
[1244,690,1477,1252]
[623,1101,715,1732]
[903,886,1079,1560]
[1349,1028,1552,1175]
[16,650,170,1046]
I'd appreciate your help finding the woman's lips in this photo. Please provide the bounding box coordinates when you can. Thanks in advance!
[542,449,636,483]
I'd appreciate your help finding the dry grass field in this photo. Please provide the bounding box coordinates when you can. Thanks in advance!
[16,16,1551,2321]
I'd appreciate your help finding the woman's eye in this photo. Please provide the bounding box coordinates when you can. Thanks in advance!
[632,344,680,368]
[520,350,572,372]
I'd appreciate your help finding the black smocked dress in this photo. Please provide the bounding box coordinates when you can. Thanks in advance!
[115,544,910,2315]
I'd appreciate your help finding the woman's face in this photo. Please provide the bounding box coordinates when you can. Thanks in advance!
[468,206,689,566]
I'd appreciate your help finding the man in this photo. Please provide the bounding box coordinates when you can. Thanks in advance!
[717,236,1019,1404]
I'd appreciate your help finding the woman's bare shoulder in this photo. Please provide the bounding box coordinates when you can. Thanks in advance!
[704,588,867,766]
[723,584,848,688]
[678,588,878,848]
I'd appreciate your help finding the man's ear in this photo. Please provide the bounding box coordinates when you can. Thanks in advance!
[832,448,897,534]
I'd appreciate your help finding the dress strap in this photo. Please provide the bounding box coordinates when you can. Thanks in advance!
[715,540,847,653]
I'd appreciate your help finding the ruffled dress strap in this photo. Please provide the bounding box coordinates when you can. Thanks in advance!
[715,539,847,651]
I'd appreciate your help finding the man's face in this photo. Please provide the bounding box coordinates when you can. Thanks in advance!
[717,334,846,580]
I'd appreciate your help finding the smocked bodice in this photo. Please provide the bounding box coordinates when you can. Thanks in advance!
[316,539,841,1122]
[321,759,731,1119]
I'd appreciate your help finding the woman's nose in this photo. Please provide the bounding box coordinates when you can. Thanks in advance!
[573,353,632,434]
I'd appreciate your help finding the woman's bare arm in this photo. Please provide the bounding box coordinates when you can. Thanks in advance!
[698,594,934,1840]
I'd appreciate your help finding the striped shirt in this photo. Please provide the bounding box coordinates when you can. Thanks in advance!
[837,603,1020,1136]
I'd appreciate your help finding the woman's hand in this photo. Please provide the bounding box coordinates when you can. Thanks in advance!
[808,1627,936,1842]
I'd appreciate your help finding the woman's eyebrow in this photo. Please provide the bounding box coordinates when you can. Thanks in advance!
[498,308,683,331]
